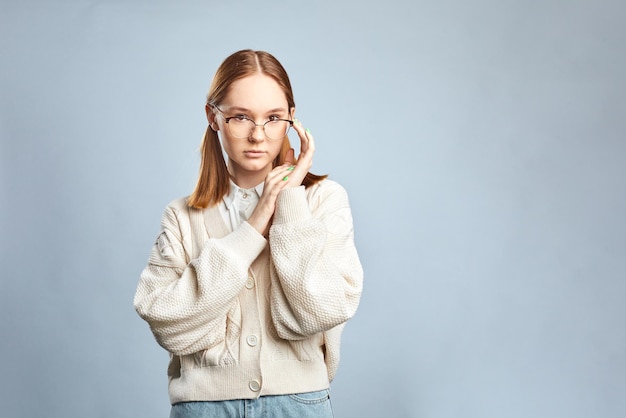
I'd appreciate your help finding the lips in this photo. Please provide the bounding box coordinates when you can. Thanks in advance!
[244,150,267,157]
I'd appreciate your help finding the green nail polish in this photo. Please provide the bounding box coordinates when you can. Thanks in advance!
[282,176,289,181]
[287,166,295,171]
[305,128,311,134]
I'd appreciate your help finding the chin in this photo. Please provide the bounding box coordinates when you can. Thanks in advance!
[239,160,273,173]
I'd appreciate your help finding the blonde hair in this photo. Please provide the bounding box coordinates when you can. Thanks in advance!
[187,49,326,209]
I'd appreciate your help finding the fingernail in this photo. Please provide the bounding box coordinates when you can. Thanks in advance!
[282,176,289,181]
[287,166,295,171]
[305,128,311,134]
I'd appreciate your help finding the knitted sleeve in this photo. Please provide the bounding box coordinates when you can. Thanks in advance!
[269,180,363,340]
[134,201,267,356]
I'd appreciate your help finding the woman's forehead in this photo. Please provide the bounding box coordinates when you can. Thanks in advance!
[223,74,288,110]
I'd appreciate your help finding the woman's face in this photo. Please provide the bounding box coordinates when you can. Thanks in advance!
[208,73,293,183]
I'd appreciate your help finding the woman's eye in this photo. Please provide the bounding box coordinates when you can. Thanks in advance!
[234,114,248,121]
[268,115,280,122]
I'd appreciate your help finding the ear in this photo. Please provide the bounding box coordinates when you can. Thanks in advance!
[290,106,296,120]
[206,104,219,131]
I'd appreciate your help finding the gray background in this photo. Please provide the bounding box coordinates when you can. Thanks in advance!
[1,0,625,417]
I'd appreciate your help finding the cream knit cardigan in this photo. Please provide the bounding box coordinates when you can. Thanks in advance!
[134,180,363,403]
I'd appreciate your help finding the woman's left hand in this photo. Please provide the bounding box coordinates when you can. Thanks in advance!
[282,118,315,187]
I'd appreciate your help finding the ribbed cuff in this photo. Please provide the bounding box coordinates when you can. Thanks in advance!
[219,221,267,266]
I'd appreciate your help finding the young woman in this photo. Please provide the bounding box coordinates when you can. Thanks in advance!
[134,49,363,417]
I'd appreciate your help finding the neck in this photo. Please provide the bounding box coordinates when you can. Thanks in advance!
[228,163,270,189]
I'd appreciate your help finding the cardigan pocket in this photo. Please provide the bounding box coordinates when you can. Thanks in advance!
[180,301,242,369]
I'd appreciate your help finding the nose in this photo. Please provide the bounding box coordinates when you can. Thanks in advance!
[249,124,265,142]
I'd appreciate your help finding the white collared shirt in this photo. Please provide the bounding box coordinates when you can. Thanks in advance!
[219,180,264,230]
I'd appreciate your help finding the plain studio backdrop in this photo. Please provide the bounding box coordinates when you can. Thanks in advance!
[1,1,625,417]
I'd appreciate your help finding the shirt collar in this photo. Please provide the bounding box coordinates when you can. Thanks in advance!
[223,179,264,210]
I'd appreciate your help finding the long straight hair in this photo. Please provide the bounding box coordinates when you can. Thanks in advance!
[187,50,326,209]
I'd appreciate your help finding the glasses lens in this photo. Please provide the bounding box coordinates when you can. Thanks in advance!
[265,120,290,140]
[228,118,254,138]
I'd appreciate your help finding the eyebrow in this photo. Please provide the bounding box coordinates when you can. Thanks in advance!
[225,106,287,114]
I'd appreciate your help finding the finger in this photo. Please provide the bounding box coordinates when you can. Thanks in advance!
[266,164,297,184]
[304,127,315,152]
[264,164,298,191]
[292,118,309,142]
[292,119,315,157]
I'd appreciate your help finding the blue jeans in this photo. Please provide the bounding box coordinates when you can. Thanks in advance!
[170,389,334,418]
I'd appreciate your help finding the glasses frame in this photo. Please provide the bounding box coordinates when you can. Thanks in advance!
[213,106,294,140]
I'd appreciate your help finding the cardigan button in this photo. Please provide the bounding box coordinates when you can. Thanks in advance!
[246,335,258,347]
[249,380,261,392]
[245,278,255,289]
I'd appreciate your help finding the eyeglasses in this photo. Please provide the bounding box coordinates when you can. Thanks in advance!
[214,107,293,140]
